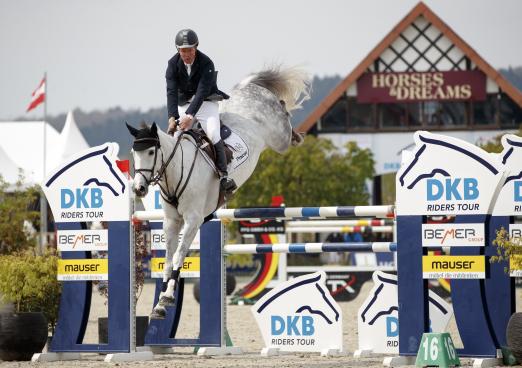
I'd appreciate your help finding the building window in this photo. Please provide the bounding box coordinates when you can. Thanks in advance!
[321,97,348,132]
[473,94,498,126]
[406,103,423,126]
[423,101,467,127]
[378,104,406,128]
[348,97,374,128]
[499,93,522,129]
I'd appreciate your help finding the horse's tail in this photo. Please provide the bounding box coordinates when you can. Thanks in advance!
[240,66,311,112]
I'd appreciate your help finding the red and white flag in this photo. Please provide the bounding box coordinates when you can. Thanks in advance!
[26,77,46,112]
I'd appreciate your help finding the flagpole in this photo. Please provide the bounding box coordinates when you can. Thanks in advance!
[39,72,48,254]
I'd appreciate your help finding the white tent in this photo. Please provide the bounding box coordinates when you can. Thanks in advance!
[0,111,90,184]
[0,145,33,185]
[57,111,90,163]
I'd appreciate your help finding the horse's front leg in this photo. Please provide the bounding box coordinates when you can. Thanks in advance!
[150,215,183,320]
[166,213,203,298]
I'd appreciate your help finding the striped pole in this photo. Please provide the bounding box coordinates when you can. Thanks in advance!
[224,242,397,254]
[286,219,394,227]
[133,205,395,222]
[214,205,395,221]
[285,226,393,234]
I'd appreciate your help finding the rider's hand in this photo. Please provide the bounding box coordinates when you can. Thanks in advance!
[167,117,178,135]
[179,114,194,131]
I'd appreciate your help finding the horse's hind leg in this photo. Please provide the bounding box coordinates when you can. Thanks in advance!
[150,215,183,320]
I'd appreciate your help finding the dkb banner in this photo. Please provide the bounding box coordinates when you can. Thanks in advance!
[252,271,343,353]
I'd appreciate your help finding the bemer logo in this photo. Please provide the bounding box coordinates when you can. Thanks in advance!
[423,228,476,244]
[58,234,102,248]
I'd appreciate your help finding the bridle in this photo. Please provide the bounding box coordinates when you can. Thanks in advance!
[133,132,199,208]
[133,137,163,186]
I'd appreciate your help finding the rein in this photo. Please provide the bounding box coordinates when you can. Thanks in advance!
[134,133,199,208]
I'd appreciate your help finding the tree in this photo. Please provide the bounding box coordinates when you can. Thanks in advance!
[0,175,39,255]
[229,135,375,208]
[478,127,522,274]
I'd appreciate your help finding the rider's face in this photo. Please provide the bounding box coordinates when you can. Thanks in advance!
[179,47,196,64]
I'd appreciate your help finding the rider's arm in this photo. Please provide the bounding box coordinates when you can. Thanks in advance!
[166,59,180,120]
[185,58,215,117]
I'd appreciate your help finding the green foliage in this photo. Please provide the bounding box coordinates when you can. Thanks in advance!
[0,175,39,254]
[229,135,375,208]
[491,227,522,273]
[94,225,146,303]
[478,126,522,153]
[0,250,61,334]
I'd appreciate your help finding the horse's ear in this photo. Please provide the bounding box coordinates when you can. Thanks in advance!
[151,122,158,137]
[126,122,139,137]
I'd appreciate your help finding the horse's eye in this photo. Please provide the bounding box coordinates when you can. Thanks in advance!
[148,150,154,156]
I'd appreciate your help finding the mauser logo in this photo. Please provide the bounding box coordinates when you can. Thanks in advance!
[422,255,485,279]
[150,257,200,278]
[57,259,108,281]
[57,230,108,251]
[252,272,343,353]
[422,224,484,247]
[61,188,103,208]
[431,260,475,269]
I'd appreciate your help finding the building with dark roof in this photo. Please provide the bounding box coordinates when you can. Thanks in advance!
[298,2,522,200]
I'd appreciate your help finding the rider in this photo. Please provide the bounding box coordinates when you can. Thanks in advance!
[166,29,237,193]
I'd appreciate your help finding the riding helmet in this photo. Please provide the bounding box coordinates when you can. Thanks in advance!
[175,29,199,49]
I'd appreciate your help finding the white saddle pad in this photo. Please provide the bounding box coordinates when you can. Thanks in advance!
[224,130,249,173]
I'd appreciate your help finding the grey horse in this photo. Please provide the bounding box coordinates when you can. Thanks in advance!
[127,66,309,319]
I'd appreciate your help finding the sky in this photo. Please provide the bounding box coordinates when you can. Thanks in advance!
[1,0,521,120]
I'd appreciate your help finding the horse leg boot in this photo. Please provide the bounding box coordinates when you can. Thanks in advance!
[214,140,237,193]
[150,268,181,319]
[150,214,183,320]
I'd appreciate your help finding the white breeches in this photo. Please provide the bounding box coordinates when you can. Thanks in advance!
[179,101,221,144]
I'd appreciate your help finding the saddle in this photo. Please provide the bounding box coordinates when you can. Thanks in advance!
[183,124,234,168]
[182,124,235,216]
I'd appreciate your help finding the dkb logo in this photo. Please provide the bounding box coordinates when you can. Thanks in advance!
[427,178,479,200]
[61,188,103,208]
[252,272,343,353]
[271,315,315,336]
[514,182,522,201]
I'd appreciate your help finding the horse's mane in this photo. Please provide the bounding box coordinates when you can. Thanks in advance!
[238,66,311,112]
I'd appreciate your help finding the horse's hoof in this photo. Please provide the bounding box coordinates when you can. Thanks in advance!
[159,295,176,307]
[291,131,305,146]
[150,308,166,320]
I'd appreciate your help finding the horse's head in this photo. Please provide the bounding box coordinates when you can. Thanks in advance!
[126,122,161,197]
[359,271,398,326]
[254,272,341,325]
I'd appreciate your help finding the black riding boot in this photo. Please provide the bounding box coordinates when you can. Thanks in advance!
[214,140,237,193]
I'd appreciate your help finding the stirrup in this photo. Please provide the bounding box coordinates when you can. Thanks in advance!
[220,177,237,193]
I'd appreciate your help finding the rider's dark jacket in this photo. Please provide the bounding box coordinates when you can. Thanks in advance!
[166,50,229,120]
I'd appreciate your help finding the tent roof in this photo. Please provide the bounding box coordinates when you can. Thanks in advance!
[58,111,90,162]
[0,145,33,185]
[0,111,90,184]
